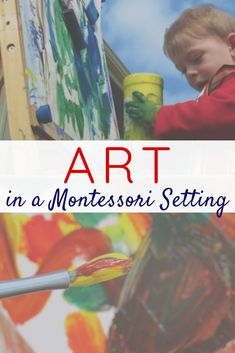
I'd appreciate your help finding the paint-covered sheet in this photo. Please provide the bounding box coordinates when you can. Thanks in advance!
[18,0,119,139]
[0,213,150,353]
[1,213,235,353]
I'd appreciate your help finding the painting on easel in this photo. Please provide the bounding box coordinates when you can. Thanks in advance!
[0,0,119,140]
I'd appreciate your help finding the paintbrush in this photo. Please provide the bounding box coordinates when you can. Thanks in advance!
[0,253,132,299]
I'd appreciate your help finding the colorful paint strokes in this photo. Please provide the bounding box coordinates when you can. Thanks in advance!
[0,213,148,352]
[1,213,235,352]
[18,0,119,139]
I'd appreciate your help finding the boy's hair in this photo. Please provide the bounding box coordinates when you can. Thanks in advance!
[164,5,235,62]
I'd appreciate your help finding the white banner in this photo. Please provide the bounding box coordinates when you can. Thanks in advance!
[0,141,234,217]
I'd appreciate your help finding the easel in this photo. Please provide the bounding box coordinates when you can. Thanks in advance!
[0,0,35,139]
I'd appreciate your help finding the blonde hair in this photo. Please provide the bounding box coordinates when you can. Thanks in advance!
[164,5,235,62]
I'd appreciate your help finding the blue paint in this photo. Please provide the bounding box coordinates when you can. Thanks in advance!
[30,21,44,66]
[85,0,99,25]
[74,50,91,104]
[87,22,102,88]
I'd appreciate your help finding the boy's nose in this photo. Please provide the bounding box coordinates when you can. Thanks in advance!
[186,67,198,79]
[186,68,198,87]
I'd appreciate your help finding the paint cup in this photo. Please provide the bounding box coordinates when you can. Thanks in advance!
[123,73,163,139]
[36,104,52,124]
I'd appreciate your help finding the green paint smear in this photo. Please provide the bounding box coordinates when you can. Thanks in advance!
[57,83,84,136]
[46,0,116,139]
[53,1,76,73]
[63,284,111,311]
[100,93,112,138]
[49,0,85,137]
[73,213,109,227]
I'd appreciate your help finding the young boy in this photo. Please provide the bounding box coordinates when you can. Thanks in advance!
[125,5,235,139]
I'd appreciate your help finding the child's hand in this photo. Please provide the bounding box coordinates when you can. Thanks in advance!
[125,91,160,124]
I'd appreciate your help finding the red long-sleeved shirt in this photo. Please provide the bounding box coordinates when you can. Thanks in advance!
[155,65,235,140]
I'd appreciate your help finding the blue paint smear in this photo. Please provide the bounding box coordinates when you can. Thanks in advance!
[45,1,59,62]
[74,49,91,104]
[30,21,44,65]
[85,0,99,25]
[29,2,44,66]
[87,22,102,91]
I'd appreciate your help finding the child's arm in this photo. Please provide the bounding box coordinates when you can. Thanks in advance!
[155,74,235,140]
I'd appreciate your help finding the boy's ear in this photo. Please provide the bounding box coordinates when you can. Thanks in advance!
[227,33,235,54]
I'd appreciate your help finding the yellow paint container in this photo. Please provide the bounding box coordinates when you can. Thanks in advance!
[123,73,163,140]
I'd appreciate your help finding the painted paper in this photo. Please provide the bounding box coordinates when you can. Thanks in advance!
[0,213,150,352]
[1,213,235,352]
[18,0,119,139]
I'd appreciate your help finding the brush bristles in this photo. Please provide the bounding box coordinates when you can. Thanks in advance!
[69,253,133,287]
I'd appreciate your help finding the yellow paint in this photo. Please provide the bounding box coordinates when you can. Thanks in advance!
[56,214,81,236]
[213,241,222,253]
[120,213,151,249]
[70,253,131,287]
[25,67,37,89]
[102,214,151,254]
[2,214,30,255]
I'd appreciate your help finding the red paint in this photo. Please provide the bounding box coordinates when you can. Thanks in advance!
[23,215,63,263]
[76,256,133,276]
